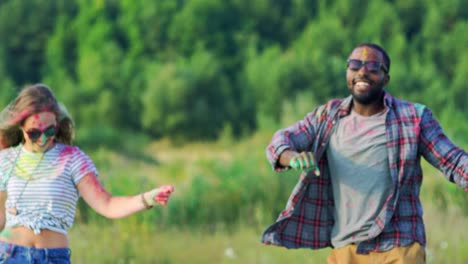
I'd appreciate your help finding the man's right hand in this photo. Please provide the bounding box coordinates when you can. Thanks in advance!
[289,152,320,176]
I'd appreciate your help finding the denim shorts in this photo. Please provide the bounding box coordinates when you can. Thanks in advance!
[0,241,71,264]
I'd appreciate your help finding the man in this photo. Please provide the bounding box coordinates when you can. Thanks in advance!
[262,42,467,263]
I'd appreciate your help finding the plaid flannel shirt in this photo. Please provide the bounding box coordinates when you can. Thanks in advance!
[262,91,468,254]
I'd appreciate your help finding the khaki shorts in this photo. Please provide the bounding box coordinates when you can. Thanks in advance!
[327,242,425,264]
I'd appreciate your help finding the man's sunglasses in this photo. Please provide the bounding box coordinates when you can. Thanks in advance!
[347,59,388,73]
[24,126,57,141]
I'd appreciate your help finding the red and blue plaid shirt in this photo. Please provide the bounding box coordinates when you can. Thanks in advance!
[262,91,468,254]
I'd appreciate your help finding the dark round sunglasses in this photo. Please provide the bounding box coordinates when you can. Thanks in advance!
[24,126,57,141]
[347,59,388,73]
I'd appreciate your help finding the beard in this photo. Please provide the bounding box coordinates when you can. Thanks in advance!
[350,86,384,105]
[349,77,385,105]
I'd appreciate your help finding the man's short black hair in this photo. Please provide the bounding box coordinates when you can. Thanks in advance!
[355,42,391,73]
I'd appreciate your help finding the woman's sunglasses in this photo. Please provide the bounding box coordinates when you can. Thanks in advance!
[347,59,388,73]
[24,125,57,141]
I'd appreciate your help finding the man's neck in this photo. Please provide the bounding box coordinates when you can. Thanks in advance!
[352,100,385,116]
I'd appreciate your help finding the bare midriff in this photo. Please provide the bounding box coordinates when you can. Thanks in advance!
[0,226,68,248]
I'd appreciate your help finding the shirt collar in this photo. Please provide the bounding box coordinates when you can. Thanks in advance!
[337,90,393,117]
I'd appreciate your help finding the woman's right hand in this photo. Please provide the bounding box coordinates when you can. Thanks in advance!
[143,185,175,207]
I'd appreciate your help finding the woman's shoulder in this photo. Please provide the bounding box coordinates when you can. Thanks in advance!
[0,145,20,157]
[54,143,87,156]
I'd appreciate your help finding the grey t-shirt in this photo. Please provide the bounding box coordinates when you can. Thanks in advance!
[326,108,393,248]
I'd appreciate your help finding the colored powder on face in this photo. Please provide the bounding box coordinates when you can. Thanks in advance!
[39,133,48,144]
[361,48,369,60]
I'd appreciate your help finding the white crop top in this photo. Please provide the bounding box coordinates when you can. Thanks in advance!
[0,143,98,235]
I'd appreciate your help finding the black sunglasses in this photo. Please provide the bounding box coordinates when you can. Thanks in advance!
[24,125,57,141]
[347,59,388,73]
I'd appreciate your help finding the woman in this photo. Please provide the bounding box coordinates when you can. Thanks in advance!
[0,84,174,263]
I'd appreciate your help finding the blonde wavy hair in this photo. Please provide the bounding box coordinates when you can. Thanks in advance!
[0,84,74,149]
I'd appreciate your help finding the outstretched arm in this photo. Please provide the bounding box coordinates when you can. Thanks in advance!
[77,172,175,219]
[419,108,468,190]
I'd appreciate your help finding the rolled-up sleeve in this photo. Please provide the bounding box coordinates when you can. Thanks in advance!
[266,107,321,171]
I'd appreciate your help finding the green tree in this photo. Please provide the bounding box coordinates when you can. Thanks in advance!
[0,0,71,84]
[0,49,17,107]
[141,49,232,140]
[117,0,183,59]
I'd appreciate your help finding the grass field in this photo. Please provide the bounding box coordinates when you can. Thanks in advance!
[70,207,467,264]
[69,135,468,264]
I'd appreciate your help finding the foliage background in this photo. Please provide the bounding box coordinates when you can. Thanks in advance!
[1,0,467,145]
[0,0,466,263]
